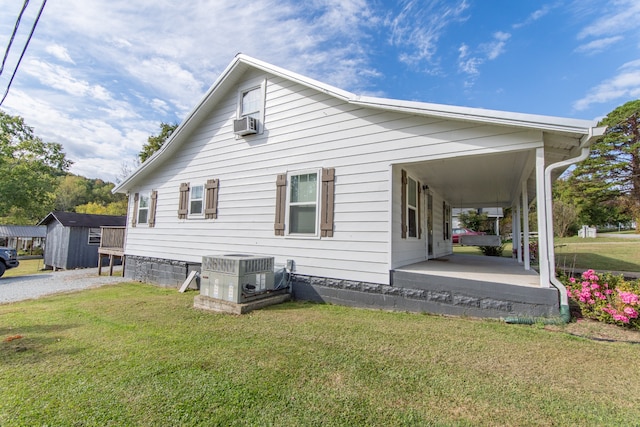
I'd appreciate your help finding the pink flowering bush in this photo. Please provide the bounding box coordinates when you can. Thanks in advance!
[563,269,640,329]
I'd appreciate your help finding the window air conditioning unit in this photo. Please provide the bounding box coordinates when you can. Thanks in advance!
[233,116,258,136]
[200,254,274,303]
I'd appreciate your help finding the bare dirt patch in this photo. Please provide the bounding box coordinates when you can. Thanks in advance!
[545,318,640,344]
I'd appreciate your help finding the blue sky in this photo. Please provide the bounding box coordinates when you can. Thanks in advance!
[1,0,639,182]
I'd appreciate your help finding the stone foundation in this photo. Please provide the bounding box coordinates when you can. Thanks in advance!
[125,255,200,289]
[292,271,560,319]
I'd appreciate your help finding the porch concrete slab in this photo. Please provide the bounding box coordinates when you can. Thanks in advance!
[396,254,540,288]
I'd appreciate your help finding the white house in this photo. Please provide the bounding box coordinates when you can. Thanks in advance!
[114,54,604,319]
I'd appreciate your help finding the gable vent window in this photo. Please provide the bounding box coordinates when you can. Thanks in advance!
[235,80,265,136]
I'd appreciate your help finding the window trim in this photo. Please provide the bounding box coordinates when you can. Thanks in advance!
[285,168,321,238]
[236,79,266,134]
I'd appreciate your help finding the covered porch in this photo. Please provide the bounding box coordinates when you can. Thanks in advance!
[392,254,558,318]
[389,122,604,318]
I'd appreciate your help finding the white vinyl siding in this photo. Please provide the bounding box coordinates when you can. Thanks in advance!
[123,71,544,285]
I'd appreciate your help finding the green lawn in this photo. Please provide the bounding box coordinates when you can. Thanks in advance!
[454,238,640,273]
[2,283,640,426]
[554,237,640,273]
[2,258,46,277]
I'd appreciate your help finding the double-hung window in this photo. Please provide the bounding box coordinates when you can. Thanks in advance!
[241,87,261,119]
[137,193,150,225]
[287,171,319,235]
[189,184,204,216]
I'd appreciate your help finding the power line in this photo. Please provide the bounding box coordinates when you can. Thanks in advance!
[0,0,30,77]
[0,0,47,107]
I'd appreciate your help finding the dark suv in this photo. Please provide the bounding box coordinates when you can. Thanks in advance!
[0,247,19,277]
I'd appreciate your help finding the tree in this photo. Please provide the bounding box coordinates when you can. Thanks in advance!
[55,175,90,211]
[54,174,127,214]
[572,99,640,229]
[75,200,127,216]
[458,210,489,232]
[0,111,71,223]
[139,122,178,162]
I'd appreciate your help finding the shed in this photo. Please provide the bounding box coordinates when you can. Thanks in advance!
[38,212,126,270]
[0,225,47,252]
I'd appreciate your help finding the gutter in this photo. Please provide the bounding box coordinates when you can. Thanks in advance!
[505,125,606,324]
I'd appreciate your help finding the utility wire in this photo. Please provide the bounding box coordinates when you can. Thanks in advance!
[0,0,47,107]
[0,0,30,77]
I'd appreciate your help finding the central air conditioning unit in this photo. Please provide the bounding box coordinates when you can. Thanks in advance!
[200,254,274,304]
[233,116,258,136]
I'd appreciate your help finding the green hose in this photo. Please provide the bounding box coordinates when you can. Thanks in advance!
[503,304,571,325]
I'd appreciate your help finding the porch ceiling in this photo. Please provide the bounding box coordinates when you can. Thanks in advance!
[405,150,532,209]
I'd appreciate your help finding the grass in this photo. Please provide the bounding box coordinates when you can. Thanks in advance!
[454,238,640,273]
[2,258,46,278]
[554,237,640,273]
[2,283,640,426]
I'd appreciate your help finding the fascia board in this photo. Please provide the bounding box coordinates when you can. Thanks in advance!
[352,96,597,134]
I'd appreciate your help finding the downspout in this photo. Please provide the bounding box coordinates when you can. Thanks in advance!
[505,126,604,325]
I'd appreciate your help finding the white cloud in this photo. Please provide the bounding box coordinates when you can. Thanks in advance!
[574,36,624,54]
[483,32,511,60]
[573,59,640,111]
[386,0,470,67]
[45,44,75,64]
[577,0,640,40]
[23,59,112,101]
[457,32,511,80]
[512,5,554,29]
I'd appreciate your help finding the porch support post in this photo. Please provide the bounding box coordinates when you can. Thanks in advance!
[535,147,550,287]
[521,181,530,270]
[514,201,522,263]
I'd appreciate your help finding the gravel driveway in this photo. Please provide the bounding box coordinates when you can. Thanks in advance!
[0,268,126,304]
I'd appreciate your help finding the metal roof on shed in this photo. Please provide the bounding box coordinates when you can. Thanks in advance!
[0,225,47,238]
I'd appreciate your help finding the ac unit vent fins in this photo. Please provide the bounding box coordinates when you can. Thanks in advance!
[233,116,258,136]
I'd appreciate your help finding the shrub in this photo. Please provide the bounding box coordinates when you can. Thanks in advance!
[564,269,640,329]
[479,245,504,257]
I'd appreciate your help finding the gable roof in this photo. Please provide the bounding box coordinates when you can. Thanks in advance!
[114,54,599,193]
[38,212,126,228]
[0,225,47,238]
